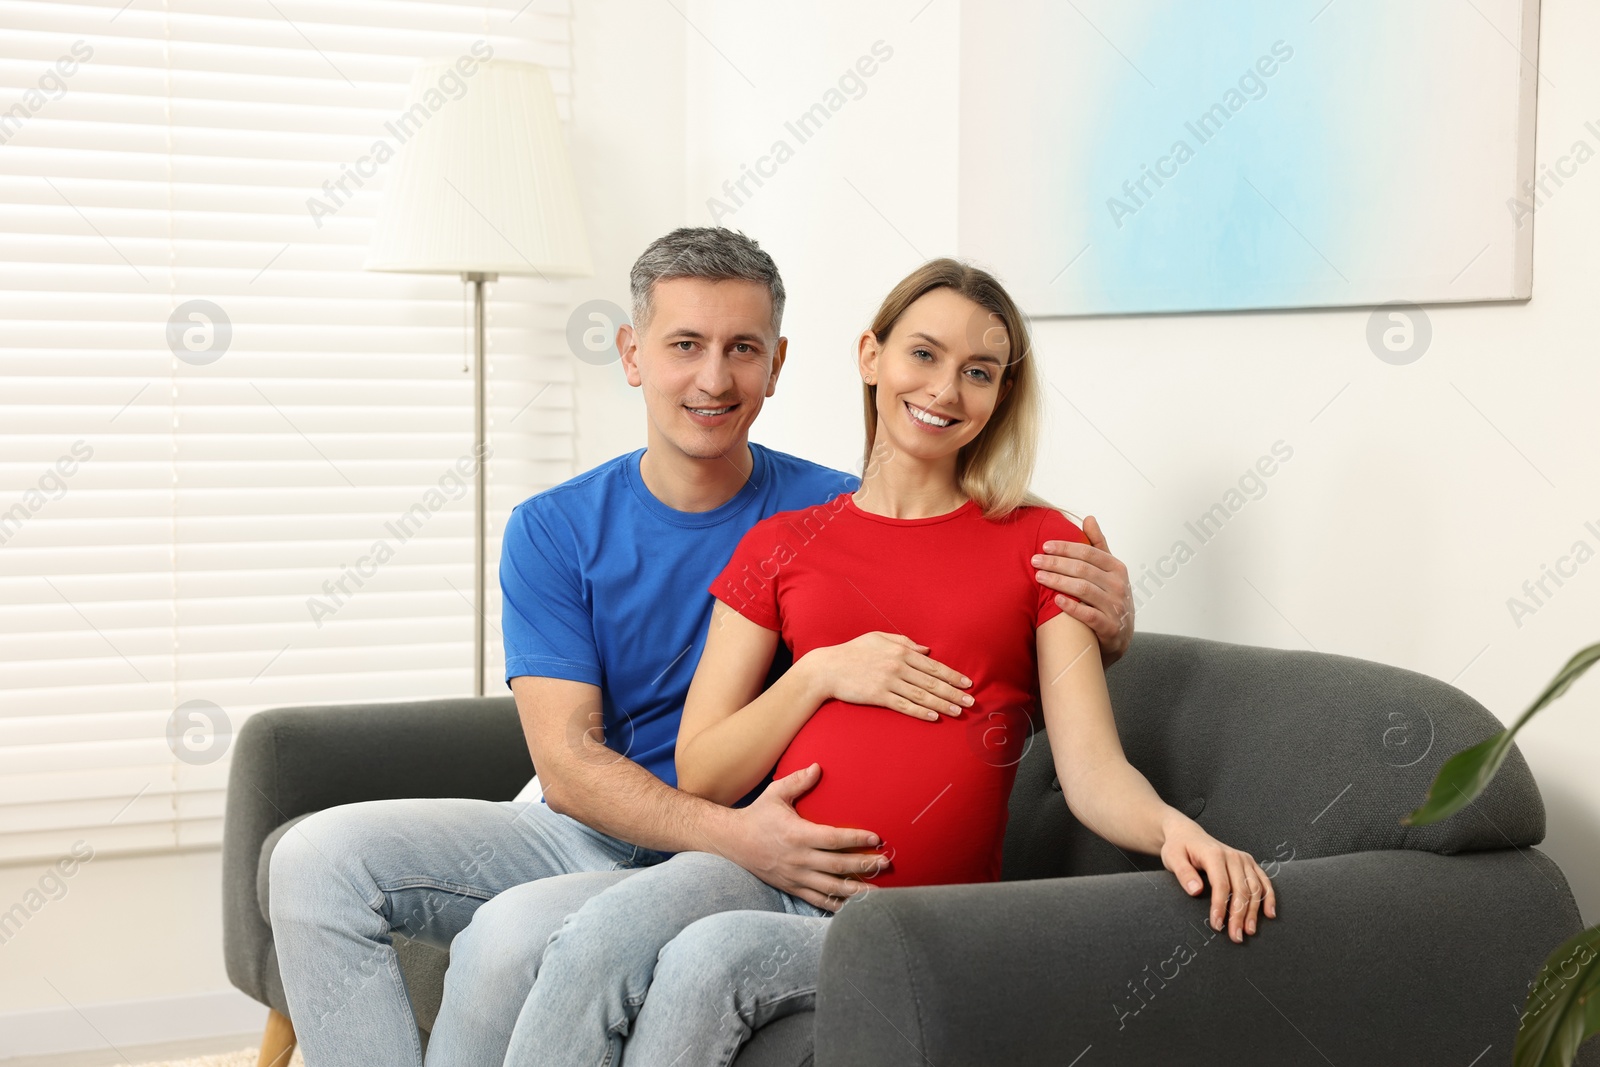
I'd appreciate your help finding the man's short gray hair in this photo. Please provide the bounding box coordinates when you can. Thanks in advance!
[629,227,786,338]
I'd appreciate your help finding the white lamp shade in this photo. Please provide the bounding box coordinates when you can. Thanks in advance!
[366,59,592,276]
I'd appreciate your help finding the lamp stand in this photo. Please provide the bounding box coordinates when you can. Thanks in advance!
[465,271,497,697]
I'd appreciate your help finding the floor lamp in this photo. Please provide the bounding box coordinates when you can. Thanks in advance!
[366,59,591,696]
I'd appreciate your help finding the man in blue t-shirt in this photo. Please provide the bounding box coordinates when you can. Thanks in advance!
[270,228,1135,1066]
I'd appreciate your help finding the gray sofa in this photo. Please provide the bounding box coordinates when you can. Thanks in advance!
[224,633,1596,1066]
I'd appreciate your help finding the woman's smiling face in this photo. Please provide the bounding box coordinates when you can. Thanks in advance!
[860,286,1014,465]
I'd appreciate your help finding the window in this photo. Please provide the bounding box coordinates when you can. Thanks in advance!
[0,0,577,863]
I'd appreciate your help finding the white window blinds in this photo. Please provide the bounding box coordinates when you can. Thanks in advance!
[0,0,579,865]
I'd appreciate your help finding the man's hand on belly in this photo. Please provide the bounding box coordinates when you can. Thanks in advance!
[703,762,892,913]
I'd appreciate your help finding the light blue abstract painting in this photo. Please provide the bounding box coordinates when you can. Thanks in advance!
[959,0,1540,316]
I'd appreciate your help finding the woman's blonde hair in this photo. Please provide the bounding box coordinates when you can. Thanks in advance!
[860,258,1073,522]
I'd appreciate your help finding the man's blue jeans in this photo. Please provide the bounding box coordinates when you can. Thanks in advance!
[504,850,838,1067]
[268,796,667,1067]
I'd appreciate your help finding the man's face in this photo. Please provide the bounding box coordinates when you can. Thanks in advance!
[618,277,786,462]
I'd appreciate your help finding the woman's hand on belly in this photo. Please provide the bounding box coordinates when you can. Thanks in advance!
[800,632,975,721]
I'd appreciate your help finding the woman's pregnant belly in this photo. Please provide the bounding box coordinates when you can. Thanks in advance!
[773,700,1024,888]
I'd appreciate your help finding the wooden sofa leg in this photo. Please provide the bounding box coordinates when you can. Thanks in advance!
[258,1008,297,1067]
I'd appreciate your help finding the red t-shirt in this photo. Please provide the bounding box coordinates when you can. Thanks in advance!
[707,491,1087,887]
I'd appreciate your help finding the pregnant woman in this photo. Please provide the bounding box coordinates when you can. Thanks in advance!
[502,259,1277,1066]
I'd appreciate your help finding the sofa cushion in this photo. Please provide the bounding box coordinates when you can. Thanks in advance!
[396,936,450,1033]
[736,1011,813,1066]
[1001,633,1546,884]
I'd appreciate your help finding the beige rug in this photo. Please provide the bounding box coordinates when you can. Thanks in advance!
[132,1051,305,1067]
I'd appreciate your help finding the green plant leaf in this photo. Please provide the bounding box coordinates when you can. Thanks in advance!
[1512,924,1600,1067]
[1403,642,1600,826]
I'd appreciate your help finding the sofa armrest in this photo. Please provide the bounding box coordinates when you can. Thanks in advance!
[817,848,1597,1067]
[223,696,530,1007]
[1004,634,1548,885]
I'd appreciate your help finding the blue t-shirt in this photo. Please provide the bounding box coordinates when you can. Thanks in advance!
[500,442,858,795]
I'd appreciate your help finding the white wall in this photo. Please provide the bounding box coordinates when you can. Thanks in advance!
[565,0,688,471]
[0,850,269,1056]
[661,0,1600,923]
